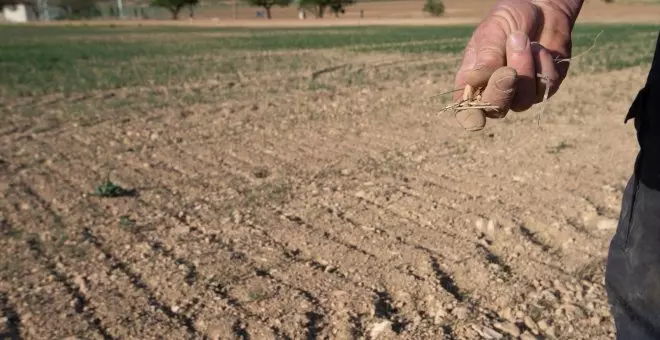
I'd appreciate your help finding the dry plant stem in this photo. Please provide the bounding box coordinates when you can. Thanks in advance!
[439,85,498,113]
[534,30,603,125]
[536,73,551,126]
[431,88,464,99]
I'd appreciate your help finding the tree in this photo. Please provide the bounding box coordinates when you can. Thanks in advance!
[422,0,444,17]
[51,0,103,19]
[150,0,198,19]
[293,0,354,18]
[244,0,291,19]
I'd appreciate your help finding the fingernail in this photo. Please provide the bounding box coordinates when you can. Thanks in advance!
[495,75,516,92]
[508,31,528,52]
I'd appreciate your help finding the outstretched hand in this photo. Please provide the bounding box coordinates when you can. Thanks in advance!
[453,0,584,131]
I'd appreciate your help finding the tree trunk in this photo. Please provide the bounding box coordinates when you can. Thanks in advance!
[169,6,180,19]
[265,6,271,19]
[188,3,194,18]
[317,4,324,18]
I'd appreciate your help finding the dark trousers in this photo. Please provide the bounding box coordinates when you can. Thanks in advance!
[605,31,660,339]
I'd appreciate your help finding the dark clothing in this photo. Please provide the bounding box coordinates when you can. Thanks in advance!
[606,31,660,339]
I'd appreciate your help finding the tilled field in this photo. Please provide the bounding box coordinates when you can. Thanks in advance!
[0,28,655,339]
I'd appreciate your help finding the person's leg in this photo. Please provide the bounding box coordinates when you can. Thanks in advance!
[606,176,660,339]
[605,31,660,340]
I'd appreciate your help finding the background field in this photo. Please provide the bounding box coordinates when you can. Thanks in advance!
[1,5,660,340]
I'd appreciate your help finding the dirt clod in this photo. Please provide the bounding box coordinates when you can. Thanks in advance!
[370,320,393,339]
[495,321,520,337]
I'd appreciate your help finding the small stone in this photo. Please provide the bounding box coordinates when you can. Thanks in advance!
[486,219,498,235]
[173,225,189,235]
[495,321,521,337]
[540,289,559,303]
[481,326,504,339]
[340,169,352,176]
[171,305,180,313]
[452,306,469,320]
[537,319,551,331]
[150,132,159,141]
[434,306,448,325]
[597,218,618,230]
[546,326,557,337]
[232,210,242,224]
[553,280,568,292]
[369,320,392,339]
[501,307,515,321]
[524,315,539,334]
[520,331,538,340]
[73,275,88,295]
[475,218,486,232]
[433,314,446,325]
[564,303,586,318]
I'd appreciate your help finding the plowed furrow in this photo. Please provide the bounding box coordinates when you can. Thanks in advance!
[261,136,342,170]
[411,171,570,243]
[0,243,103,340]
[349,189,471,253]
[387,176,596,296]
[384,177,573,272]
[315,198,458,262]
[0,123,32,140]
[57,128,477,325]
[30,157,305,337]
[24,236,118,340]
[84,228,290,339]
[422,163,595,222]
[13,160,289,339]
[298,128,395,160]
[3,181,195,340]
[329,178,581,309]
[338,192,515,303]
[47,133,436,291]
[255,205,443,323]
[288,197,481,306]
[20,137,376,338]
[62,130,488,303]
[0,291,23,340]
[222,273,330,339]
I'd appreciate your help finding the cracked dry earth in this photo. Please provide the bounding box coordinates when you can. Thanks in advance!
[0,52,649,339]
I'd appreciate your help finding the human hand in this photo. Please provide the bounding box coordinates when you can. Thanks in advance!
[453,0,584,131]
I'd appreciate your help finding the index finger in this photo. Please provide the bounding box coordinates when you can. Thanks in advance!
[453,39,478,103]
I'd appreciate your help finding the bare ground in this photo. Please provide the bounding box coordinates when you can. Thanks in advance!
[0,42,650,339]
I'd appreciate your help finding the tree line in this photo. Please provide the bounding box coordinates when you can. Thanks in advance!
[0,0,449,20]
[0,0,360,20]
